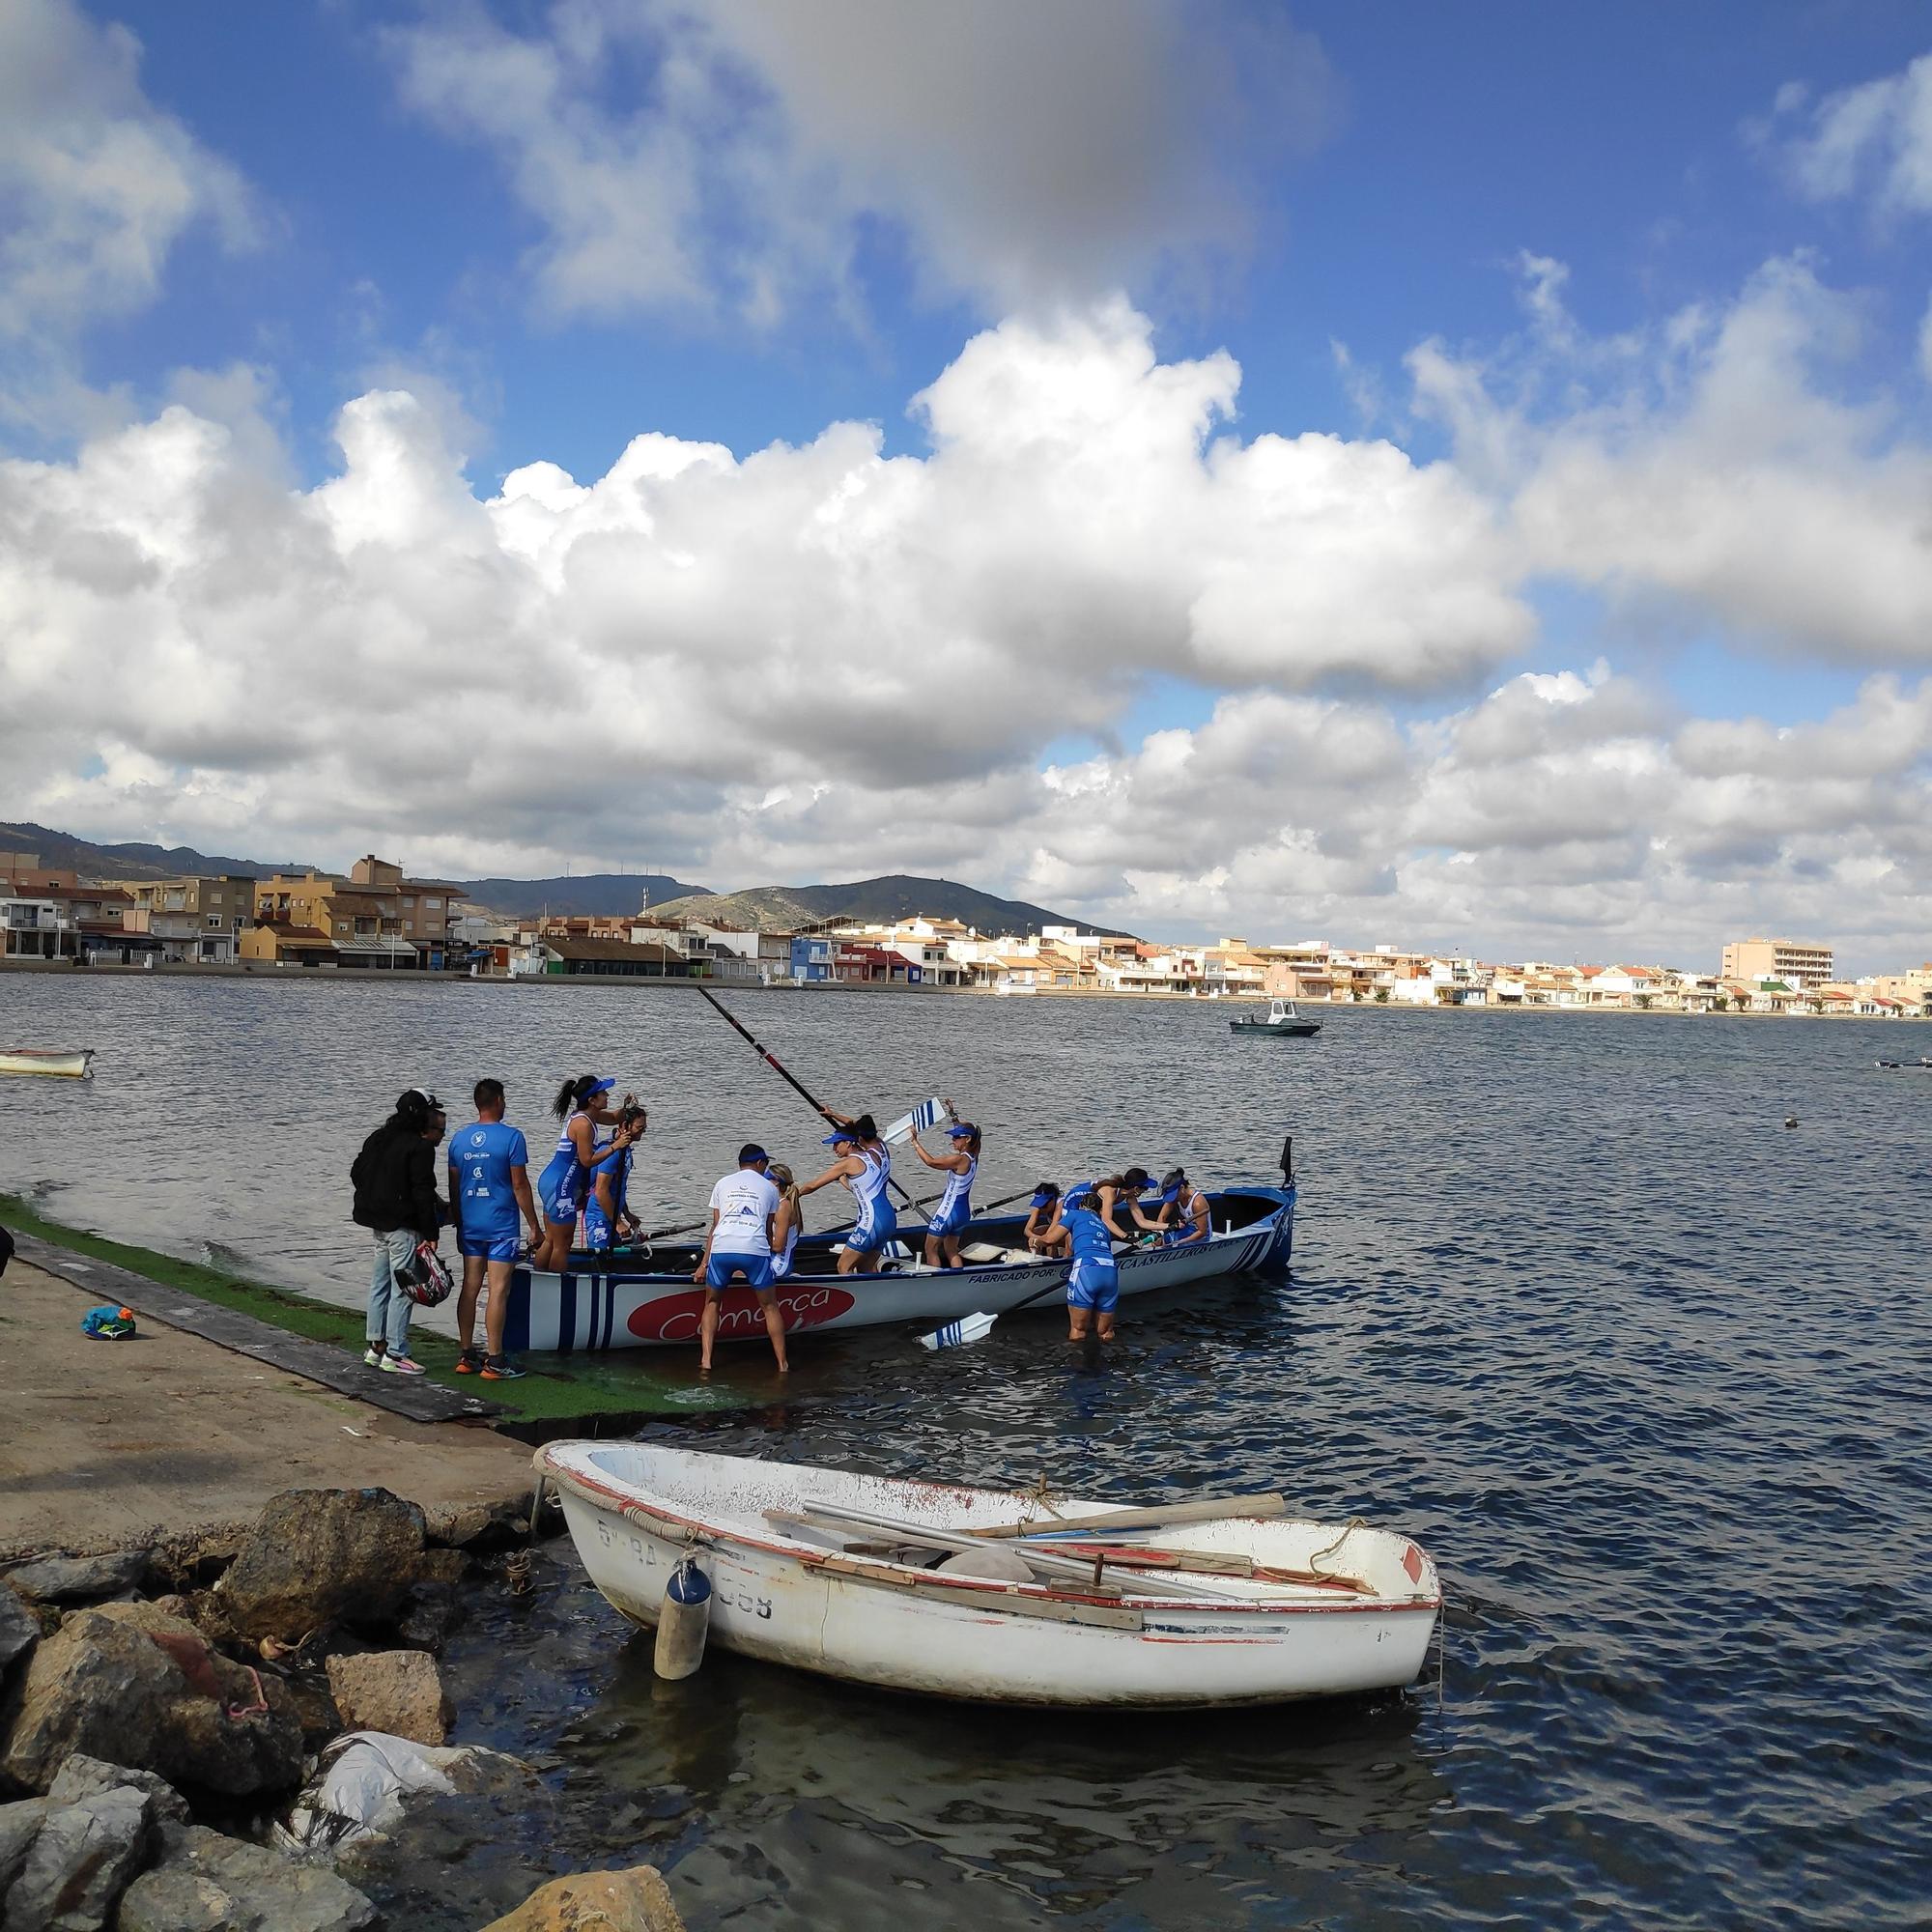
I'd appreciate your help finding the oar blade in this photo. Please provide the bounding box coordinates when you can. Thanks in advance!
[883,1096,950,1145]
[918,1309,997,1351]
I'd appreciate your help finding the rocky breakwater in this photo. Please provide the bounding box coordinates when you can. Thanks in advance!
[0,1487,684,1932]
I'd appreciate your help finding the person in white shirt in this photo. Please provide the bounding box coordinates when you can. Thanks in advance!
[692,1144,788,1374]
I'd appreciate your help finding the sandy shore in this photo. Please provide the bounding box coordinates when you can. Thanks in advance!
[0,1256,536,1560]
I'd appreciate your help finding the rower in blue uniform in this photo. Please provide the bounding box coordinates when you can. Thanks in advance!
[584,1101,646,1252]
[909,1110,979,1268]
[1155,1166,1211,1246]
[1050,1183,1121,1342]
[531,1075,639,1271]
[797,1111,895,1275]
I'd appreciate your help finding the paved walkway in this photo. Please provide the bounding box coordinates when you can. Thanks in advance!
[0,1257,537,1559]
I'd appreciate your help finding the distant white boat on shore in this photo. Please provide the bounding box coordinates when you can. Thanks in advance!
[991,975,1036,996]
[0,1048,95,1078]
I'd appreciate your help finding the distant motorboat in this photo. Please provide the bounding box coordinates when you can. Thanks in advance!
[991,975,1037,997]
[0,1048,95,1078]
[1230,1000,1321,1038]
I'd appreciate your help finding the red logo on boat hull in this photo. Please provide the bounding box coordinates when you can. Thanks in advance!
[626,1285,858,1343]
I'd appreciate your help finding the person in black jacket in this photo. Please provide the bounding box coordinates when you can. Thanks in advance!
[351,1088,446,1376]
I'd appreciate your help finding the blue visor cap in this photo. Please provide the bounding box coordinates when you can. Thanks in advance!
[1159,1184,1182,1205]
[587,1077,615,1096]
[1029,1187,1056,1208]
[822,1129,858,1146]
[947,1122,977,1139]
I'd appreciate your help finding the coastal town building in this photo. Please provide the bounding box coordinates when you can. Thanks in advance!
[1720,937,1834,988]
[245,855,454,968]
[104,874,255,964]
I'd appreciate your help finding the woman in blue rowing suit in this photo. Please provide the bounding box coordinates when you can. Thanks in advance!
[1155,1167,1211,1246]
[583,1101,647,1253]
[908,1111,979,1269]
[797,1111,895,1274]
[1050,1179,1120,1341]
[531,1075,639,1271]
[766,1162,803,1280]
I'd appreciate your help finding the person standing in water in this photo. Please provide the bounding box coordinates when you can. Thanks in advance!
[692,1144,788,1374]
[908,1111,979,1269]
[531,1075,639,1270]
[447,1078,541,1379]
[797,1112,895,1274]
[1050,1179,1121,1342]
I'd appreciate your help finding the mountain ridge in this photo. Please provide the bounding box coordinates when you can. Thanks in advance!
[2,824,1123,936]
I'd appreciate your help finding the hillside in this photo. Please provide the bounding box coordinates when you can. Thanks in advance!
[0,821,313,882]
[647,875,1129,939]
[452,872,711,918]
[4,823,1117,936]
[790,875,1133,939]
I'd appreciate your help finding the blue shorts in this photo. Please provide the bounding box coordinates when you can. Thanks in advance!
[1066,1260,1119,1312]
[540,1182,582,1228]
[707,1253,774,1292]
[458,1230,521,1264]
[582,1200,621,1250]
[925,1202,969,1237]
[846,1209,895,1255]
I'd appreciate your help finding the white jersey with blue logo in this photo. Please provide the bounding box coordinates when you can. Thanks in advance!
[846,1144,896,1250]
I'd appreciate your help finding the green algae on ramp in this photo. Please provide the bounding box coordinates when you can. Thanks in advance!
[0,1193,737,1426]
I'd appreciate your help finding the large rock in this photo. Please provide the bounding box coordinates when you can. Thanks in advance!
[0,1587,40,1679]
[5,1783,150,1932]
[216,1491,429,1642]
[323,1653,449,1747]
[0,1798,49,1897]
[46,1753,189,1826]
[477,1865,686,1932]
[424,1497,530,1553]
[0,1554,148,1607]
[114,1826,375,1932]
[0,1606,301,1799]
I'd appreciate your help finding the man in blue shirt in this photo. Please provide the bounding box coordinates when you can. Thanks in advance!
[447,1078,541,1378]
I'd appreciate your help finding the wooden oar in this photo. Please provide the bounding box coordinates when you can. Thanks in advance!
[970,1493,1289,1540]
[766,1503,1262,1602]
[1048,1542,1374,1595]
[694,985,916,1204]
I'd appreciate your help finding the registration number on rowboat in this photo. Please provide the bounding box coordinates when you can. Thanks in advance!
[592,1517,773,1618]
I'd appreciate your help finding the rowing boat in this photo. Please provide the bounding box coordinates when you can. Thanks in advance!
[540,1442,1442,1707]
[500,1183,1294,1352]
[0,1049,95,1078]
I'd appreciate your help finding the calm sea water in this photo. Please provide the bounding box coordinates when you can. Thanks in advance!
[1,976,1927,1929]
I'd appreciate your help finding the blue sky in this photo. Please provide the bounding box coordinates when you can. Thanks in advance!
[5,1,1932,966]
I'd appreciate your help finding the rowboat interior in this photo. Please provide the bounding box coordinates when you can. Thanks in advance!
[541,1441,1443,1706]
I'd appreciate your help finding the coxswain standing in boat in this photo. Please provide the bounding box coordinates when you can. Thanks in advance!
[693,1144,789,1374]
[797,1112,895,1274]
[1049,1180,1121,1342]
[907,1108,979,1269]
[446,1078,541,1379]
[530,1076,640,1271]
[583,1100,646,1253]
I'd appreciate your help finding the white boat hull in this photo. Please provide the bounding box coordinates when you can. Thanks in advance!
[0,1049,94,1078]
[541,1443,1442,1708]
[502,1185,1294,1352]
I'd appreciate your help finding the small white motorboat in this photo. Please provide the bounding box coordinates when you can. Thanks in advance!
[0,1048,95,1078]
[1230,999,1321,1037]
[540,1442,1442,1708]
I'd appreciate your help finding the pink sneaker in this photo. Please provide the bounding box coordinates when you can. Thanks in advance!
[379,1352,427,1377]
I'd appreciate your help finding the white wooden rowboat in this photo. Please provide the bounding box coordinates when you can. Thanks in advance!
[503,1183,1294,1353]
[0,1048,95,1078]
[540,1441,1442,1707]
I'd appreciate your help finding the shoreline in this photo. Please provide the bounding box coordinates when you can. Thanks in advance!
[0,1195,739,1461]
[2,955,1920,1018]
